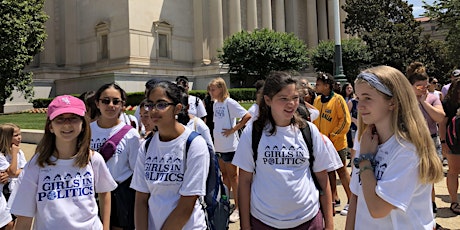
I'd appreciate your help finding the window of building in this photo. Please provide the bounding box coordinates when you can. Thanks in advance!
[153,20,172,59]
[95,21,110,60]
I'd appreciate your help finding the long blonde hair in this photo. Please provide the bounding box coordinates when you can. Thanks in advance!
[0,123,20,156]
[208,77,229,102]
[356,65,443,184]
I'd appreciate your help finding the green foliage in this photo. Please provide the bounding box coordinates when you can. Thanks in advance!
[418,36,454,83]
[219,28,308,80]
[343,0,422,72]
[424,0,460,64]
[308,38,373,82]
[0,0,48,109]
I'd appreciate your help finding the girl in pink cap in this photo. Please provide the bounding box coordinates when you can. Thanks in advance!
[10,95,117,230]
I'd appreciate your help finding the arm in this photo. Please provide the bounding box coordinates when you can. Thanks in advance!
[439,116,449,155]
[6,144,19,176]
[223,112,252,137]
[238,169,253,230]
[161,195,198,230]
[98,192,111,230]
[345,194,358,230]
[14,216,33,230]
[315,170,333,230]
[331,98,351,136]
[359,125,395,218]
[419,98,445,123]
[135,191,150,230]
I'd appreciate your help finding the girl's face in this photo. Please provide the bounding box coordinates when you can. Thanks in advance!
[346,85,353,96]
[355,83,394,127]
[12,128,21,146]
[96,87,124,120]
[412,80,428,96]
[428,79,438,92]
[315,80,329,95]
[148,87,179,128]
[140,107,153,132]
[264,84,299,127]
[49,114,83,142]
[208,84,222,100]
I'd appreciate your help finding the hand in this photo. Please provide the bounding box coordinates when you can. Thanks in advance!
[360,124,379,155]
[221,128,234,137]
[0,172,8,184]
[11,144,20,155]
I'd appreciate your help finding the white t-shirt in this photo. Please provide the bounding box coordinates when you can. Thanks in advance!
[119,113,139,131]
[10,152,117,230]
[130,127,209,230]
[213,98,248,152]
[247,103,259,124]
[186,117,214,151]
[0,155,12,227]
[321,135,343,172]
[90,121,140,182]
[350,136,434,230]
[232,123,334,228]
[188,95,207,118]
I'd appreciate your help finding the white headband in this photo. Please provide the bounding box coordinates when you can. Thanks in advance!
[357,72,393,97]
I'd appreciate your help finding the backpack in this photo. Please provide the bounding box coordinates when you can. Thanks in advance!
[145,131,230,230]
[447,114,460,153]
[251,123,323,195]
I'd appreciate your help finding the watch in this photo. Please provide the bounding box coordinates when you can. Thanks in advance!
[353,153,375,169]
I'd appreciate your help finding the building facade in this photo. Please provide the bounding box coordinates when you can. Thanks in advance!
[8,0,348,112]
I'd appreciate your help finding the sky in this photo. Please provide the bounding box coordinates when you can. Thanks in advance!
[408,0,436,17]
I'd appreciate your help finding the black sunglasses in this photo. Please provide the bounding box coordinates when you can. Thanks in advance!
[99,98,124,105]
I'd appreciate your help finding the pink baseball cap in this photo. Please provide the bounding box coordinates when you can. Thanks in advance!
[47,95,86,120]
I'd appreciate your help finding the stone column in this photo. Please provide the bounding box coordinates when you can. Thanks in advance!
[262,0,272,29]
[247,0,257,31]
[193,0,209,63]
[340,0,347,39]
[306,0,318,47]
[317,0,328,40]
[228,0,241,34]
[327,0,335,39]
[209,0,223,61]
[275,0,285,32]
[64,0,80,67]
[41,0,56,66]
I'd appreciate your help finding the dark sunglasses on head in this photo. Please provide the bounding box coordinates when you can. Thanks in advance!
[99,98,123,105]
[144,101,175,111]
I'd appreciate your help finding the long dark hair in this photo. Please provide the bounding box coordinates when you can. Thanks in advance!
[253,71,306,135]
[444,78,460,113]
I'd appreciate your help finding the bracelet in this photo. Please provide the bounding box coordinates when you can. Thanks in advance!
[359,166,374,175]
[353,153,375,168]
[441,140,446,144]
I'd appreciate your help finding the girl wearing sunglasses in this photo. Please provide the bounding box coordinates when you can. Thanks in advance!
[131,81,209,229]
[91,83,141,230]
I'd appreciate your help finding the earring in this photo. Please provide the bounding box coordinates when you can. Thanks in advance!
[175,114,178,119]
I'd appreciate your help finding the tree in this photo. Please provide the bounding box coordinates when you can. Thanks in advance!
[308,38,373,83]
[343,0,422,72]
[0,0,48,112]
[418,35,454,83]
[218,28,309,81]
[425,0,460,64]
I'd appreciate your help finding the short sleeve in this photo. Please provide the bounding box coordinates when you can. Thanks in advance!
[91,152,118,193]
[130,141,150,193]
[180,136,209,196]
[232,125,255,173]
[227,98,248,119]
[10,157,40,217]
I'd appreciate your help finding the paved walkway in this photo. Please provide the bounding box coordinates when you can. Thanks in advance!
[20,143,460,229]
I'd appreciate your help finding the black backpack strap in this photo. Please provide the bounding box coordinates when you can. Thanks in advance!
[144,132,154,153]
[300,124,323,195]
[251,126,263,170]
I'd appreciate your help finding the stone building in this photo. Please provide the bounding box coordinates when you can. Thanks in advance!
[8,0,348,112]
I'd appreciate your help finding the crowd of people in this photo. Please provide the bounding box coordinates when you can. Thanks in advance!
[0,64,458,229]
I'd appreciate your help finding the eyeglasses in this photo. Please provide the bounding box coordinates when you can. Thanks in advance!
[144,101,175,111]
[99,98,123,105]
[53,116,82,124]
